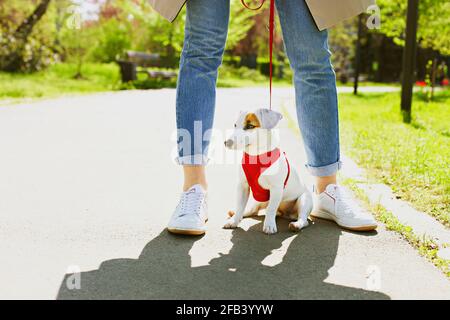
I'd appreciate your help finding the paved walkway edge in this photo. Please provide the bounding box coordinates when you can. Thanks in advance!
[281,106,450,263]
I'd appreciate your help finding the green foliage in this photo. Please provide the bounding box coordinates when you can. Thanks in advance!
[226,2,257,51]
[90,18,131,63]
[0,0,59,72]
[60,16,97,77]
[377,0,450,54]
[329,19,357,82]
[2,0,448,75]
[121,0,185,59]
[0,30,58,72]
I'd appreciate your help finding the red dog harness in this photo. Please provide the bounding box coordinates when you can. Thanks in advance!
[242,148,290,202]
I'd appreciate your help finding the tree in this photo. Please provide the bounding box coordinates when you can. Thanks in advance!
[400,0,419,123]
[1,0,52,71]
[376,0,450,122]
[226,2,256,52]
[109,0,184,66]
[59,0,99,78]
[376,0,450,54]
[353,14,364,94]
[125,0,256,65]
[329,19,358,84]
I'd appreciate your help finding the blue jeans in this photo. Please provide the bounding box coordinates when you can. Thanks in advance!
[176,0,341,177]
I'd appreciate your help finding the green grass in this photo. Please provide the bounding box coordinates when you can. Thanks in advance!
[343,178,449,278]
[0,61,397,103]
[0,63,120,102]
[0,63,294,102]
[217,64,293,88]
[217,77,292,88]
[339,90,450,226]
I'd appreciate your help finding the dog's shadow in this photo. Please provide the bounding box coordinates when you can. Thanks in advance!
[57,218,390,299]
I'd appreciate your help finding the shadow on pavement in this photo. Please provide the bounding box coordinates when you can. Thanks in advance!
[57,218,390,300]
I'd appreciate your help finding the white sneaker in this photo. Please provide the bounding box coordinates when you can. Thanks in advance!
[311,184,377,231]
[168,184,208,235]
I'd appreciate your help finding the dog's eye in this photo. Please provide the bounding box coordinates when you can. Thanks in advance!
[244,124,255,130]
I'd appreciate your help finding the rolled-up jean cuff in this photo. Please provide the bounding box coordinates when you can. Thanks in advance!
[175,155,210,166]
[305,161,342,177]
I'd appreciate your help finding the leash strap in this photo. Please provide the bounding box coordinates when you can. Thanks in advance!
[241,0,275,110]
[283,152,291,188]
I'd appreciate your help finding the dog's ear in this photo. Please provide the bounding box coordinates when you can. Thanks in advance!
[235,110,247,128]
[255,109,283,129]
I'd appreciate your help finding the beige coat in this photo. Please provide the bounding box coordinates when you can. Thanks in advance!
[149,0,375,30]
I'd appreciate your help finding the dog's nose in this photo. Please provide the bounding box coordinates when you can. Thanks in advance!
[224,139,234,148]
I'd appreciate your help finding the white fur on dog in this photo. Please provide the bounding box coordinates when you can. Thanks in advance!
[224,109,313,234]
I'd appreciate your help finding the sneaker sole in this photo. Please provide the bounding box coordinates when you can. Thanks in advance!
[311,210,377,232]
[167,227,206,236]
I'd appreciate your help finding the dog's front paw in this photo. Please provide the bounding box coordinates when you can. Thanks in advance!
[263,218,277,235]
[289,219,309,232]
[223,216,240,229]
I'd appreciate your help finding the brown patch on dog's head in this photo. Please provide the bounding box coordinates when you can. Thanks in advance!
[243,113,261,130]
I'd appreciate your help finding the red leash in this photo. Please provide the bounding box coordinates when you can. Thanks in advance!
[241,0,275,110]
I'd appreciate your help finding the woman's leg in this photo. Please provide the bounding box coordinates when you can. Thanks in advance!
[276,0,377,231]
[276,0,340,193]
[183,166,207,191]
[176,0,230,191]
[168,0,230,235]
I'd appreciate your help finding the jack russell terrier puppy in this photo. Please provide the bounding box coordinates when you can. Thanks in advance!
[223,108,312,235]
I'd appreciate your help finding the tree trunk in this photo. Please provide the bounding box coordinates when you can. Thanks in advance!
[430,58,437,100]
[2,0,52,72]
[401,0,419,123]
[353,14,364,95]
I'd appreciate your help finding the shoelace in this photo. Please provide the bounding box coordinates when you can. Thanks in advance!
[178,191,205,218]
[333,187,360,217]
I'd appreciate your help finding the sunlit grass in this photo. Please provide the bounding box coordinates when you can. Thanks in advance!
[339,90,450,226]
[343,178,449,278]
[0,63,120,102]
[1,62,392,103]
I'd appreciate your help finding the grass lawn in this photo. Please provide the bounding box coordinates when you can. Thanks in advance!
[1,62,384,103]
[0,62,290,102]
[0,63,121,102]
[339,90,450,226]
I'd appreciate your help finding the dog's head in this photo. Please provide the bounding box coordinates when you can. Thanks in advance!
[224,108,283,152]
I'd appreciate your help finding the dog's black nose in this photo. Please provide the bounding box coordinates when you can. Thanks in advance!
[224,139,234,148]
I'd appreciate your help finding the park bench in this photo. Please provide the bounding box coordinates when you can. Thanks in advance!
[117,51,177,83]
